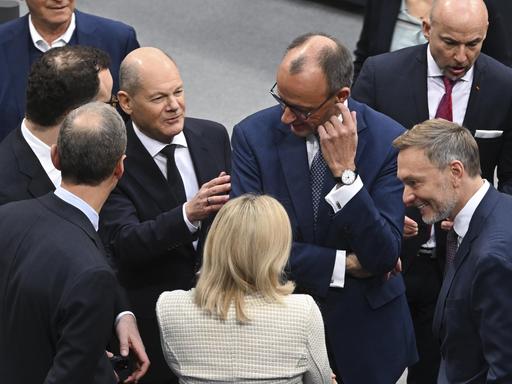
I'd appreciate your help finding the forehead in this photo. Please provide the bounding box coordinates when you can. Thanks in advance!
[431,11,487,40]
[397,147,437,178]
[276,59,328,105]
[136,60,183,94]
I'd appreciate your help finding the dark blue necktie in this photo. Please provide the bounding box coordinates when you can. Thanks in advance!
[310,145,328,226]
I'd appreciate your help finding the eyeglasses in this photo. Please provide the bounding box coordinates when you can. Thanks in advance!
[106,94,119,109]
[269,82,334,121]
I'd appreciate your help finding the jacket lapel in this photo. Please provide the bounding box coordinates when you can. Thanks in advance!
[276,125,315,243]
[412,45,430,124]
[125,122,179,212]
[433,187,498,337]
[462,57,486,135]
[183,124,218,187]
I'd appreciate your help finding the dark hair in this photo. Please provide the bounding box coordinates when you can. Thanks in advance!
[25,45,111,127]
[286,32,354,93]
[58,102,126,186]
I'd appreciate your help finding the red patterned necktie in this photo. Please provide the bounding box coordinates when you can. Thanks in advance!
[435,77,456,121]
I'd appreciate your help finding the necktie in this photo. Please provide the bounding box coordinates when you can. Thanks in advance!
[160,144,187,204]
[435,77,456,121]
[310,145,328,226]
[445,228,459,269]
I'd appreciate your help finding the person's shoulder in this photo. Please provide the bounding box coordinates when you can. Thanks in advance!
[75,9,136,35]
[281,294,319,315]
[233,105,283,143]
[156,290,193,313]
[350,98,406,137]
[185,117,227,134]
[0,14,27,44]
[366,43,425,66]
[476,53,512,83]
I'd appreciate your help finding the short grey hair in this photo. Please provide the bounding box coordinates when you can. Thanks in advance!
[393,119,481,177]
[58,102,127,186]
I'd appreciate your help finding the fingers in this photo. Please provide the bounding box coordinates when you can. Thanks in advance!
[440,220,454,231]
[403,215,418,238]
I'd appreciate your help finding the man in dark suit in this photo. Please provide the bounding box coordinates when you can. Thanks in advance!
[353,0,512,79]
[352,0,512,381]
[0,46,150,381]
[230,33,417,384]
[0,102,129,384]
[395,119,512,383]
[0,0,140,141]
[99,47,231,384]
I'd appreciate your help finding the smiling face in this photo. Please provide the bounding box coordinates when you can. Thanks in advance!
[423,0,488,80]
[397,147,458,224]
[119,53,186,143]
[26,0,75,29]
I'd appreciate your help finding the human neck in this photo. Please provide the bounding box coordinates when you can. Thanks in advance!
[60,180,113,214]
[32,17,71,45]
[25,119,60,147]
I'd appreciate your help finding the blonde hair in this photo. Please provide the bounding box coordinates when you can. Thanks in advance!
[194,194,295,322]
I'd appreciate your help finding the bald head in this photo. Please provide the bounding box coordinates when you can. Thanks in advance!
[120,47,178,95]
[424,0,488,79]
[430,0,488,29]
[281,33,353,94]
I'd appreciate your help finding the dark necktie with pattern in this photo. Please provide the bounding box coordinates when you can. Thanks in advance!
[435,76,457,121]
[160,144,187,204]
[310,142,328,227]
[444,228,459,272]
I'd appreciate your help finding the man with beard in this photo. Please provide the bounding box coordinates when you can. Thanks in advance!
[395,118,512,383]
[352,1,512,381]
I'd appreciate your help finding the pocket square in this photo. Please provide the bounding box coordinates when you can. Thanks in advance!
[475,130,503,138]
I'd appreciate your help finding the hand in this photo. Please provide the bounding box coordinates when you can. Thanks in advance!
[440,219,454,231]
[345,252,372,278]
[384,258,402,281]
[317,102,358,177]
[115,314,150,383]
[185,172,231,222]
[403,215,419,238]
[332,372,338,384]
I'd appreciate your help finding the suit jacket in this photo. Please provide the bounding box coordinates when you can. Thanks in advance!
[0,193,118,384]
[353,0,512,80]
[156,291,332,384]
[99,118,231,383]
[231,100,417,384]
[433,186,512,383]
[0,10,139,141]
[0,126,54,205]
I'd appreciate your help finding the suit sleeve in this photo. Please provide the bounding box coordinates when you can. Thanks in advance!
[472,251,512,381]
[44,268,117,384]
[100,186,194,267]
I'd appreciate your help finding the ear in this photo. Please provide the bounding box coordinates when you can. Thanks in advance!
[113,155,126,181]
[117,91,133,115]
[50,144,61,170]
[335,87,351,103]
[422,18,431,41]
[449,160,464,186]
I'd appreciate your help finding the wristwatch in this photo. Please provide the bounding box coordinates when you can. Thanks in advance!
[334,169,358,186]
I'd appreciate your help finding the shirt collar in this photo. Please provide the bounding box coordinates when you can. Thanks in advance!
[29,12,76,52]
[132,122,188,159]
[53,186,99,231]
[426,44,474,82]
[453,179,489,239]
[21,119,55,176]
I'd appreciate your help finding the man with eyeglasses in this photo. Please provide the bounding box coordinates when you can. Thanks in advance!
[231,32,417,384]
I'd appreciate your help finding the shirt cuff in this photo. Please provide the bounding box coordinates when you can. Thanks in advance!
[182,203,200,233]
[325,176,363,213]
[115,311,136,326]
[330,250,346,288]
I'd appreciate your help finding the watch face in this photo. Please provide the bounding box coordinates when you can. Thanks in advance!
[341,170,356,185]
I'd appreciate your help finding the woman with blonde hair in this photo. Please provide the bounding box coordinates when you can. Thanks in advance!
[156,194,334,383]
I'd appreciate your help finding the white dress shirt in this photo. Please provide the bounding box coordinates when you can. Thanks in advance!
[21,119,61,188]
[132,123,199,235]
[427,45,473,125]
[304,105,364,288]
[29,13,76,52]
[453,180,490,247]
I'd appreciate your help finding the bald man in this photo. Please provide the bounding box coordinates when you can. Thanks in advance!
[352,0,512,382]
[231,32,417,384]
[99,47,231,384]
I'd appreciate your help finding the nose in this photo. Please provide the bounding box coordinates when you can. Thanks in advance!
[165,96,179,112]
[454,45,468,64]
[402,186,415,207]
[280,106,297,125]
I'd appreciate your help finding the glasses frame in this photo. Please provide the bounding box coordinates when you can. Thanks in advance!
[269,82,335,121]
